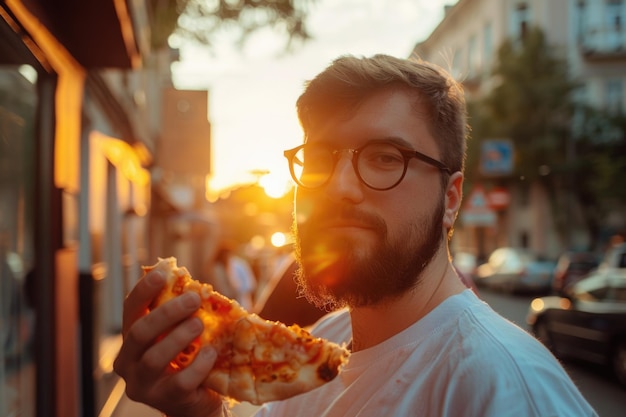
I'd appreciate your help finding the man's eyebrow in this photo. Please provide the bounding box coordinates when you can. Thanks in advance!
[371,136,414,149]
[310,136,415,149]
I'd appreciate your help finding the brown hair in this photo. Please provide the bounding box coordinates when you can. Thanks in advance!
[296,54,468,174]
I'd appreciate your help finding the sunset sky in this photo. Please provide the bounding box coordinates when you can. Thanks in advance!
[171,0,457,195]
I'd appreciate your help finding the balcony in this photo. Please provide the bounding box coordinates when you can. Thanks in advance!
[579,26,626,61]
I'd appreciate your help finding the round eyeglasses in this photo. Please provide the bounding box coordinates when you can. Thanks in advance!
[283,139,451,191]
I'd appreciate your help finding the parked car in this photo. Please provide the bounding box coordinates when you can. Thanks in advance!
[526,269,626,387]
[552,251,598,296]
[474,247,555,294]
[599,242,626,270]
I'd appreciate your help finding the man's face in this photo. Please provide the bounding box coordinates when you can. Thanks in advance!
[293,88,449,310]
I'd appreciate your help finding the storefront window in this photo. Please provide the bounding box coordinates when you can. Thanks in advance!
[0,65,38,417]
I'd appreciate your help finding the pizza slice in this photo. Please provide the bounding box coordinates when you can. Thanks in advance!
[145,257,349,405]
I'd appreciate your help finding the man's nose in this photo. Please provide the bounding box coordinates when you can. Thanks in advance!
[324,153,364,202]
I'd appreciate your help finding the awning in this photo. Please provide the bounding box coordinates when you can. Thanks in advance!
[2,0,144,68]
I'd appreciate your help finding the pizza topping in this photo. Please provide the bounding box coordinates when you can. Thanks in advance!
[145,257,349,405]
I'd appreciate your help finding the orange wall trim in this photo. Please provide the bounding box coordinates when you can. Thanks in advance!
[6,0,85,193]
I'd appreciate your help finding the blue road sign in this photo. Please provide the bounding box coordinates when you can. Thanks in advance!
[480,139,513,176]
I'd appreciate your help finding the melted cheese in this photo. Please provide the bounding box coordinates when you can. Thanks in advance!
[145,257,350,405]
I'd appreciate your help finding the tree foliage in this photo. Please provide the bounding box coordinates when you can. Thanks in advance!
[468,27,626,247]
[480,28,578,181]
[149,0,314,50]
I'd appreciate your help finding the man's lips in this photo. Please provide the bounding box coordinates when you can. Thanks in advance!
[298,203,386,235]
[316,220,376,230]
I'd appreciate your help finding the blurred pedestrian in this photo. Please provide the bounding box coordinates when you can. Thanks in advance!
[207,241,257,311]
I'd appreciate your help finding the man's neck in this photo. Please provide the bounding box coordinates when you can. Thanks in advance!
[348,255,466,352]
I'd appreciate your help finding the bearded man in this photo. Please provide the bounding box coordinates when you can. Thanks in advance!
[113,54,597,417]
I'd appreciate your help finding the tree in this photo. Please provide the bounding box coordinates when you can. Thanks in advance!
[466,27,622,248]
[571,107,626,241]
[150,0,314,50]
[480,28,578,182]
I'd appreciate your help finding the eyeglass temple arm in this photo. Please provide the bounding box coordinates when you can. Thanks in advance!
[284,148,304,166]
[412,150,451,174]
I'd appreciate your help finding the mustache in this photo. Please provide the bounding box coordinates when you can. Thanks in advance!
[299,202,386,233]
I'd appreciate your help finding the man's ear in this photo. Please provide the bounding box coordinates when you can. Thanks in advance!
[443,172,463,229]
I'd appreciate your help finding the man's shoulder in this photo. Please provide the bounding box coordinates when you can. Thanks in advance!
[430,293,564,380]
[441,302,597,416]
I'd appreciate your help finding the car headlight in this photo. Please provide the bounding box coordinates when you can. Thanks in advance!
[530,298,545,312]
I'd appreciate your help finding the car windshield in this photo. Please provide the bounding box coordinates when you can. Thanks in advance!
[569,261,597,271]
[572,270,626,302]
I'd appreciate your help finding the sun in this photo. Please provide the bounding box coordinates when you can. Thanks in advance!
[259,172,293,198]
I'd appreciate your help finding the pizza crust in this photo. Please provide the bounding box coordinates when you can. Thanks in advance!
[145,257,349,405]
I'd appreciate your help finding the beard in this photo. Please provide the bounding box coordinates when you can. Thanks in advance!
[293,196,445,310]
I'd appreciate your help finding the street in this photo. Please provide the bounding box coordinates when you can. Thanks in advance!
[479,288,626,417]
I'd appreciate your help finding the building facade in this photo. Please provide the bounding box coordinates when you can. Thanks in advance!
[414,0,626,260]
[0,1,185,416]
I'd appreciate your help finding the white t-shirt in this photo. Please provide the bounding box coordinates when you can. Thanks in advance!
[254,290,597,417]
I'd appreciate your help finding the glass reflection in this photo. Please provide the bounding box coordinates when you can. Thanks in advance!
[1,65,37,417]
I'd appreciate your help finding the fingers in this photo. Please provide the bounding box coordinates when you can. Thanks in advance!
[116,322,223,417]
[172,346,218,392]
[114,267,226,417]
[139,316,203,379]
[121,269,167,335]
[115,315,204,396]
[116,291,202,371]
[157,347,224,417]
[140,291,202,342]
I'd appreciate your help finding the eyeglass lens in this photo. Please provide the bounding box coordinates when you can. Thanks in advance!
[291,142,408,189]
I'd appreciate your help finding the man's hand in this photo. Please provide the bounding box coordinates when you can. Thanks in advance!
[113,269,225,417]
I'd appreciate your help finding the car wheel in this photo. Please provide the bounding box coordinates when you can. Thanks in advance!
[534,320,554,352]
[613,339,626,387]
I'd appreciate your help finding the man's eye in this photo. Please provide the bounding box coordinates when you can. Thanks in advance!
[378,153,402,163]
[366,152,403,167]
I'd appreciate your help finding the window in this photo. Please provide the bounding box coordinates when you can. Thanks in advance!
[512,3,531,39]
[576,1,588,40]
[468,34,479,78]
[606,0,624,49]
[0,65,38,417]
[483,21,494,71]
[605,79,624,115]
[520,231,529,249]
[607,0,623,30]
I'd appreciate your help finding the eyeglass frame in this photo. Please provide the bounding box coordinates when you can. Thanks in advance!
[283,139,452,191]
